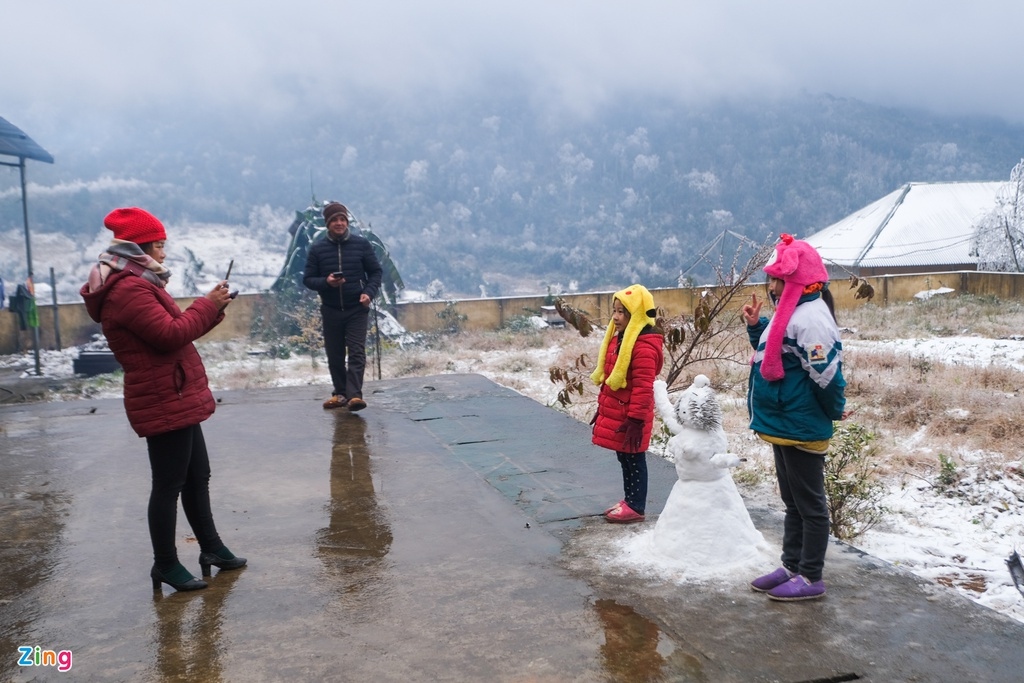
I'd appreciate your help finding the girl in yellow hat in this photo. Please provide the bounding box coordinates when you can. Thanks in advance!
[591,285,665,523]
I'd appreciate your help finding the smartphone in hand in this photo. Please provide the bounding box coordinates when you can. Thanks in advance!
[224,260,238,299]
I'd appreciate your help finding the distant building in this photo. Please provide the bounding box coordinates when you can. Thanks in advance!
[804,181,1008,277]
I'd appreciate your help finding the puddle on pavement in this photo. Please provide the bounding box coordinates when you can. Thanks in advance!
[0,387,706,680]
[0,455,70,682]
[147,567,247,682]
[316,414,393,608]
[595,598,710,682]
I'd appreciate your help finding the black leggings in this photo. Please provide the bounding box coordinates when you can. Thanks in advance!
[616,451,648,514]
[146,424,223,568]
[772,443,830,582]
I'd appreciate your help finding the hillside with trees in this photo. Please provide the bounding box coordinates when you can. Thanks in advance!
[3,88,1024,297]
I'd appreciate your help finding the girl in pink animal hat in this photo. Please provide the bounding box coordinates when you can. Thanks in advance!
[742,234,849,601]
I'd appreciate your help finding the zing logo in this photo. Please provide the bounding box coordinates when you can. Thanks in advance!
[17,646,73,673]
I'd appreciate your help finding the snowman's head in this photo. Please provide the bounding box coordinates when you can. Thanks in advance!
[676,374,722,432]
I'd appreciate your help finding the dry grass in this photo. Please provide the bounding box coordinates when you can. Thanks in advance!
[844,295,1024,340]
[845,351,1024,438]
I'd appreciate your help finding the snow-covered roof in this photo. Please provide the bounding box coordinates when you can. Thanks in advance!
[804,181,1008,270]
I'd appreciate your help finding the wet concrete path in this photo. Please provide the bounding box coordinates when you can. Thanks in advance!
[2,374,1023,682]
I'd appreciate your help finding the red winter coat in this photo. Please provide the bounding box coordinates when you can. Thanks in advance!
[592,329,664,453]
[80,264,224,437]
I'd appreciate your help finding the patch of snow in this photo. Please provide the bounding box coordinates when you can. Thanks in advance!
[846,336,1024,372]
[856,463,1024,624]
[914,287,956,300]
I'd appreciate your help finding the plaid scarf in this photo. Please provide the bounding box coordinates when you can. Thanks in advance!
[86,240,171,293]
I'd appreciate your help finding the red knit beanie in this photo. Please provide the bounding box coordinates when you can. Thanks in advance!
[103,207,167,244]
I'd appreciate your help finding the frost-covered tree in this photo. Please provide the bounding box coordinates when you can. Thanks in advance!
[404,160,429,193]
[973,159,1024,271]
[181,247,204,296]
[425,279,445,300]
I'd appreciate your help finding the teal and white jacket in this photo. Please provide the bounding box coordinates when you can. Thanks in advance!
[746,292,846,444]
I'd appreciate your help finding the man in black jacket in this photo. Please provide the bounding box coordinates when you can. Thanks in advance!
[303,202,383,411]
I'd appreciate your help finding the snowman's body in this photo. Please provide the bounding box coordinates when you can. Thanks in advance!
[649,376,768,568]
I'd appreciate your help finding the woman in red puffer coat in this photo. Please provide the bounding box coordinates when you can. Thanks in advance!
[81,207,246,593]
[591,284,664,524]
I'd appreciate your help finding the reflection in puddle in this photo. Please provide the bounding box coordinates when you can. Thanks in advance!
[149,567,245,682]
[316,414,393,609]
[0,468,70,682]
[595,598,708,682]
[596,598,666,682]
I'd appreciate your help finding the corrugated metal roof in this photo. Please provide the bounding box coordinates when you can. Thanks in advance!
[805,181,1006,269]
[0,116,54,163]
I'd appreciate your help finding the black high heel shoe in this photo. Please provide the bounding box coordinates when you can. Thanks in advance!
[199,548,247,577]
[151,563,207,592]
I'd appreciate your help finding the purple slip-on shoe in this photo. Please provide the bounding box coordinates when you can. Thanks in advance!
[767,575,826,601]
[750,567,792,592]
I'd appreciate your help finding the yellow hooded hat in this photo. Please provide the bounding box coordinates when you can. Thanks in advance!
[590,284,657,391]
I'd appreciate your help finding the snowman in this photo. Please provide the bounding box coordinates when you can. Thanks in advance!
[645,375,769,571]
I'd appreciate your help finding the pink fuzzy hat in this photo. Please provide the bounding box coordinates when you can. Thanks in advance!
[760,234,829,381]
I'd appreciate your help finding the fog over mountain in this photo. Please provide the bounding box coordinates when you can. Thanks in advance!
[3,2,1024,298]
[3,89,1023,300]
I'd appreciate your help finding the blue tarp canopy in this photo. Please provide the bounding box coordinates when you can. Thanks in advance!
[0,116,54,164]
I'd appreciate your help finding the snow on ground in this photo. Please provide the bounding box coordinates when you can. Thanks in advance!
[435,343,565,404]
[846,336,1024,372]
[856,462,1024,623]
[2,330,1023,623]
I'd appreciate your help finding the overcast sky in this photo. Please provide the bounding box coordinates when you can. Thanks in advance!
[3,0,1023,130]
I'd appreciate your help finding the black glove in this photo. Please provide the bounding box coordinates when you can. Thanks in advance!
[616,417,645,451]
[589,411,598,426]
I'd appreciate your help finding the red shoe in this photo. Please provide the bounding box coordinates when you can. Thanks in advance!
[604,502,645,524]
[604,500,626,516]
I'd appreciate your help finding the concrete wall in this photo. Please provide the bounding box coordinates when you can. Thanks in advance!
[5,271,1024,354]
[387,271,1007,335]
[389,288,713,334]
[1,293,263,355]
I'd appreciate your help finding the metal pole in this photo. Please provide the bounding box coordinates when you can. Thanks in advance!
[20,159,41,375]
[50,266,62,350]
[372,298,382,380]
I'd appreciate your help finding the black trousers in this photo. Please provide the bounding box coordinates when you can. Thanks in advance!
[772,443,830,582]
[616,451,648,514]
[321,304,370,400]
[146,424,223,568]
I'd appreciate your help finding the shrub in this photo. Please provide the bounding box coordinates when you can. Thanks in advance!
[936,453,959,491]
[825,421,887,541]
[437,301,467,334]
[249,286,322,360]
[501,314,540,334]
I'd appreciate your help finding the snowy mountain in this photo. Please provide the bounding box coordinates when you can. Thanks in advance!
[0,205,294,303]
